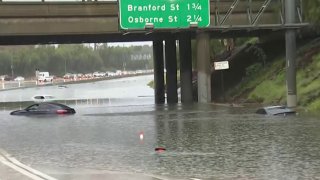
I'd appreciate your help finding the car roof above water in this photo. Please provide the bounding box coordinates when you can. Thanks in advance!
[256,106,296,116]
[26,102,72,110]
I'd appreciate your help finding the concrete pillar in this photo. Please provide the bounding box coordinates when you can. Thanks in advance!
[196,32,211,103]
[179,33,193,103]
[165,37,178,104]
[153,39,165,104]
[285,0,297,107]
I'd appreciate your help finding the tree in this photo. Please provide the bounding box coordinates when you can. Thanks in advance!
[303,0,320,23]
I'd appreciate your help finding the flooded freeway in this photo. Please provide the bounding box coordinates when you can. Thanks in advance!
[0,75,320,179]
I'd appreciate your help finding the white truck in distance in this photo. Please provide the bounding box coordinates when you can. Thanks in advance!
[37,72,53,82]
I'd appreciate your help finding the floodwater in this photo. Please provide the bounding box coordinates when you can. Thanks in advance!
[0,75,320,179]
[0,75,155,102]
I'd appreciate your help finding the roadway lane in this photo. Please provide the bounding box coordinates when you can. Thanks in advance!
[0,75,154,102]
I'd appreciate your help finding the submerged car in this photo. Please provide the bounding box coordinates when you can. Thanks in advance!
[10,102,76,115]
[32,95,56,102]
[14,76,25,81]
[256,106,296,116]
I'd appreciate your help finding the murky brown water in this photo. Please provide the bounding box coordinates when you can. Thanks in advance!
[0,76,320,179]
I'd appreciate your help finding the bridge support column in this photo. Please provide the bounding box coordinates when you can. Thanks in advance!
[285,0,297,107]
[153,39,165,104]
[179,33,193,103]
[165,37,178,104]
[196,32,211,103]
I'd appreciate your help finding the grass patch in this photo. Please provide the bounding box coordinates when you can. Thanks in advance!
[248,80,285,104]
[307,99,320,112]
[227,58,285,101]
[227,38,320,112]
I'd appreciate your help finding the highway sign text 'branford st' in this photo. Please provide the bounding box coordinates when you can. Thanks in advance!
[119,0,210,29]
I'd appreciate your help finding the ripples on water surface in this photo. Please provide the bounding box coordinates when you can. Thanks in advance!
[0,75,320,179]
[0,103,320,179]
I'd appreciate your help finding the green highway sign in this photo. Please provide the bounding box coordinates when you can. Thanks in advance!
[119,0,210,29]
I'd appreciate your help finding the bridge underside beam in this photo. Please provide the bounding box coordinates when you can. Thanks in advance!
[0,12,280,34]
[0,18,119,36]
[0,1,307,45]
[0,26,306,45]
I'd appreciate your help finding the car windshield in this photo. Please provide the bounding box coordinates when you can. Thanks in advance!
[0,1,319,180]
[26,104,40,111]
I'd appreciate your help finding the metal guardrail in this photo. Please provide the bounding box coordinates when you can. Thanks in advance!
[1,80,47,90]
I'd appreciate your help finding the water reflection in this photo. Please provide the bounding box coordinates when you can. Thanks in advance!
[152,104,320,179]
[1,103,320,179]
[0,75,320,179]
[0,97,154,111]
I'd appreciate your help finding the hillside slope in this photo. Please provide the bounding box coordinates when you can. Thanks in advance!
[227,37,320,113]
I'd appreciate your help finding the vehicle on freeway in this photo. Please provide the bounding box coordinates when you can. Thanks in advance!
[58,85,68,89]
[256,106,296,116]
[37,71,53,82]
[93,71,106,77]
[32,95,56,102]
[1,75,15,81]
[14,76,25,81]
[10,102,76,115]
[63,73,74,79]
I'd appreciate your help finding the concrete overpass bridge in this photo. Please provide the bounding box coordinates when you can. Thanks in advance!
[0,0,305,44]
[0,0,307,106]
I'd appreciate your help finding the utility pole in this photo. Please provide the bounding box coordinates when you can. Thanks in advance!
[64,59,67,75]
[11,64,14,78]
[10,53,14,79]
[285,0,297,107]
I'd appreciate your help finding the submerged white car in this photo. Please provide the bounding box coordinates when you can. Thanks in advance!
[32,95,56,102]
[14,76,25,81]
[256,106,296,116]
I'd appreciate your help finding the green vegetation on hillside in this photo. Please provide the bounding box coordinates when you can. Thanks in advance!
[227,40,320,112]
[303,0,320,23]
[298,53,320,112]
[227,59,286,104]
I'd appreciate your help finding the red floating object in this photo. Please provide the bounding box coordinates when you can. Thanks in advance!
[155,147,166,152]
